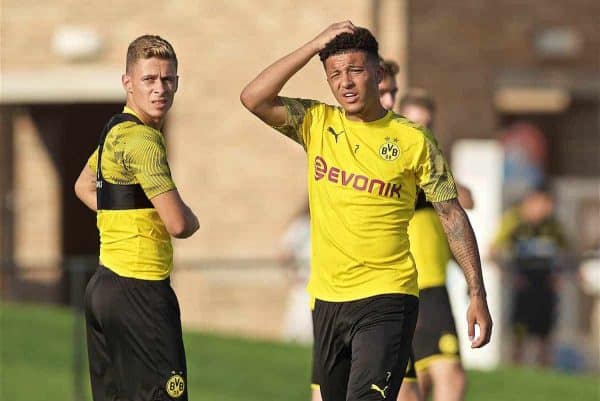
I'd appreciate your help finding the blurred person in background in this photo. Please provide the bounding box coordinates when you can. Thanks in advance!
[491,188,567,367]
[280,202,313,345]
[500,122,548,208]
[278,203,323,401]
[378,59,399,111]
[74,35,199,401]
[578,245,600,370]
[379,59,422,401]
[576,199,600,371]
[241,21,491,401]
[399,89,473,401]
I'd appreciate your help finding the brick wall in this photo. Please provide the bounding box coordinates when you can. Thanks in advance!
[406,0,600,152]
[2,1,382,263]
[2,0,408,334]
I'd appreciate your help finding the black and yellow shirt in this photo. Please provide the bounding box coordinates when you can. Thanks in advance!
[492,208,567,272]
[87,106,176,280]
[273,98,458,301]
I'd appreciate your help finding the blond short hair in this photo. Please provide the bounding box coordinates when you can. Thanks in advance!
[126,35,177,72]
[380,59,400,78]
[398,88,436,114]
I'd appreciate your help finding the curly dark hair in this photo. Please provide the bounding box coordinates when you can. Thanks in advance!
[318,27,379,62]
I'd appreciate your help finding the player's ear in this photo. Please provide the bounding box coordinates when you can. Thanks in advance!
[173,75,179,93]
[375,63,384,85]
[122,74,133,94]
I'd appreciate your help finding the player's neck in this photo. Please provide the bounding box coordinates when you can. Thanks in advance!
[345,104,387,123]
[125,102,165,130]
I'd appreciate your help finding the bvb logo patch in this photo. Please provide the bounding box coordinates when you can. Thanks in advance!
[166,372,185,398]
[379,137,400,161]
[438,333,459,355]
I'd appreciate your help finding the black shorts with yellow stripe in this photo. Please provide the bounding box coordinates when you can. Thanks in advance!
[310,294,418,400]
[311,349,417,391]
[404,349,417,381]
[413,285,461,372]
[85,265,187,401]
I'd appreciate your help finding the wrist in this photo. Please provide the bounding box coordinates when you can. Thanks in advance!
[468,287,487,298]
[304,40,321,56]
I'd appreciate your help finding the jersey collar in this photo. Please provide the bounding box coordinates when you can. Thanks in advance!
[342,109,393,128]
[123,106,144,124]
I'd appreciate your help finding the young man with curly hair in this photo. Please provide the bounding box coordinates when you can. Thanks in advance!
[241,22,492,401]
[75,35,199,401]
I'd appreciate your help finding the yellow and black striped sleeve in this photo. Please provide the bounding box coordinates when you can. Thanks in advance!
[270,97,320,149]
[413,129,457,203]
[125,130,176,200]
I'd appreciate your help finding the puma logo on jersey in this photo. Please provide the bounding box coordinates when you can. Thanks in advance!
[327,127,344,143]
[314,155,402,199]
[371,384,389,398]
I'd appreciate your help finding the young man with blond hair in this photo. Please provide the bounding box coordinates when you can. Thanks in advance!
[241,22,491,401]
[378,59,400,111]
[75,34,199,401]
[399,89,474,401]
[376,59,423,401]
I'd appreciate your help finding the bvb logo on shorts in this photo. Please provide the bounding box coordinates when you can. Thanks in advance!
[379,137,400,161]
[438,333,459,355]
[165,372,185,398]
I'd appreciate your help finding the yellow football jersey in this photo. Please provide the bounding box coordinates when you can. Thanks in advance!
[87,106,176,280]
[273,98,458,301]
[408,207,451,289]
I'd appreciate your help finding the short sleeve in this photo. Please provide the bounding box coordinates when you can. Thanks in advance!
[492,209,520,249]
[550,219,569,249]
[87,148,99,173]
[413,130,457,202]
[271,97,321,149]
[125,132,176,199]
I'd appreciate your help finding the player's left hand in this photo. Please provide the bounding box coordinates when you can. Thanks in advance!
[466,294,493,348]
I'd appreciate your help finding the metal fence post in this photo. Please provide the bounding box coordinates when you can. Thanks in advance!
[69,257,88,401]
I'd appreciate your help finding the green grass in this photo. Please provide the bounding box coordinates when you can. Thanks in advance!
[1,303,598,401]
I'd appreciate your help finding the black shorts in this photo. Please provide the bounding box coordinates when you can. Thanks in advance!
[312,294,418,401]
[512,270,556,338]
[404,349,417,381]
[84,265,188,401]
[413,286,460,371]
[311,348,417,389]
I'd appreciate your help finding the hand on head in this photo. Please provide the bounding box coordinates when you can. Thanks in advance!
[311,21,357,52]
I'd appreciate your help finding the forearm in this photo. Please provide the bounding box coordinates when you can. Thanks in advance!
[241,21,355,117]
[76,189,97,211]
[74,166,98,211]
[180,205,199,238]
[240,41,318,111]
[434,199,486,297]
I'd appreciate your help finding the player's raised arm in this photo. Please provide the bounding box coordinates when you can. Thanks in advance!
[240,21,355,127]
[432,198,493,348]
